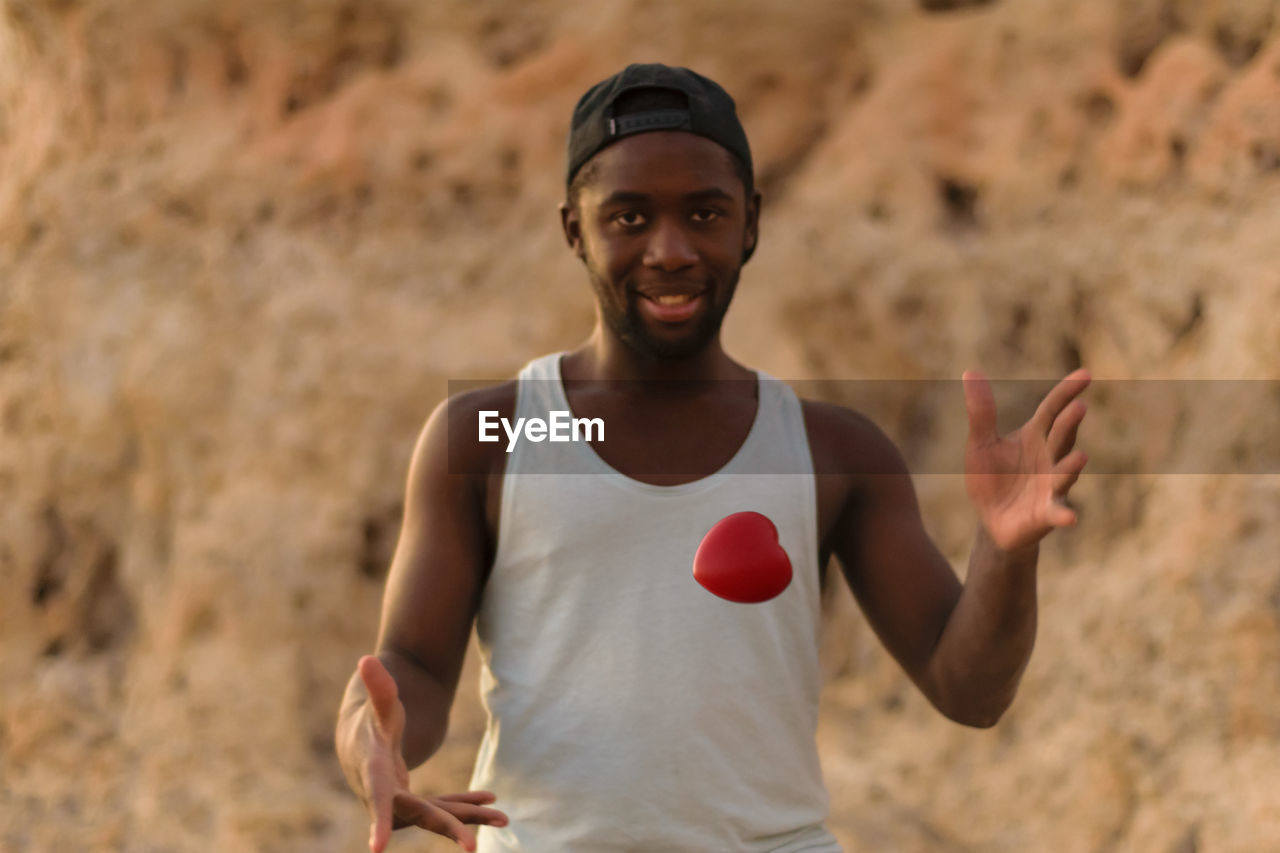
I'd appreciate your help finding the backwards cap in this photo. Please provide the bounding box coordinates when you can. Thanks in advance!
[566,63,753,185]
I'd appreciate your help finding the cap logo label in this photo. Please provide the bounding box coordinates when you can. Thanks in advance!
[610,110,692,137]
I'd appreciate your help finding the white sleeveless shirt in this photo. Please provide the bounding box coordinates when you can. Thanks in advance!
[469,354,840,852]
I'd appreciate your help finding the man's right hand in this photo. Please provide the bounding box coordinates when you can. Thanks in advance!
[347,655,508,853]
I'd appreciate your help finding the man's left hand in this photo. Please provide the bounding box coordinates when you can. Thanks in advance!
[962,368,1091,553]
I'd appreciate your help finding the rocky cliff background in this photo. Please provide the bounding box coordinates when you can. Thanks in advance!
[2,1,1278,850]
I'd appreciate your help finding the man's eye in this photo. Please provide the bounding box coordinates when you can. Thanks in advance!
[615,211,646,227]
[692,208,722,223]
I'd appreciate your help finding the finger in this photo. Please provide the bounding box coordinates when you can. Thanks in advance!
[395,792,478,852]
[1030,368,1091,436]
[1048,450,1087,528]
[435,791,498,804]
[1046,399,1086,461]
[1053,449,1087,494]
[962,369,999,445]
[359,656,403,736]
[436,799,509,826]
[1053,467,1082,495]
[1048,499,1078,528]
[366,758,397,853]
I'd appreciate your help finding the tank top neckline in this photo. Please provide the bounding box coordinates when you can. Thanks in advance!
[540,352,767,498]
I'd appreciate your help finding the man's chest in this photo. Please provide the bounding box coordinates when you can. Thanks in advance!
[567,388,757,486]
[479,393,858,579]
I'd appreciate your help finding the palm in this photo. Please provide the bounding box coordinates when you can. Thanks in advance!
[963,369,1091,552]
[358,656,508,853]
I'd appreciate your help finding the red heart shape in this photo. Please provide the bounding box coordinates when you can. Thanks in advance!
[693,511,793,603]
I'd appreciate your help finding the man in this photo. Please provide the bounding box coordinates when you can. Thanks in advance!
[334,64,1090,853]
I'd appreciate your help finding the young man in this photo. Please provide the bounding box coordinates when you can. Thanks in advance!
[335,64,1090,853]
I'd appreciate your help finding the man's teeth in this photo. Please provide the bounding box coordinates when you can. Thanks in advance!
[654,294,695,305]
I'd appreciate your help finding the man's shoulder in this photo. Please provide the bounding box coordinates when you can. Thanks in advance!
[799,397,906,477]
[428,381,519,477]
[440,349,560,424]
[442,380,519,423]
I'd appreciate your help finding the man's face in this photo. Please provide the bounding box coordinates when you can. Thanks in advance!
[562,131,760,359]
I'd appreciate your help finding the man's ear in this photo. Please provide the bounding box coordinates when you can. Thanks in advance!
[559,201,586,262]
[741,188,762,264]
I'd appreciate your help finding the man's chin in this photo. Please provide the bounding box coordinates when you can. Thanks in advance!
[605,292,730,360]
[624,326,718,360]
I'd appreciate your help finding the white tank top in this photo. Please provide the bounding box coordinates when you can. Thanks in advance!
[470,353,840,853]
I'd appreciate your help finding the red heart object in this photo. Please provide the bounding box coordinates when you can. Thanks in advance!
[693,511,793,603]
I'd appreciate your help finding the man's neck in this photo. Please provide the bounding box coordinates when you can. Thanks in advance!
[563,327,750,384]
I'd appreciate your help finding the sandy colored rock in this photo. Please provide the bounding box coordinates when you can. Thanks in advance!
[2,1,1278,851]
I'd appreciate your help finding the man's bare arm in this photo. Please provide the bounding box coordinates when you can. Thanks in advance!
[335,385,513,852]
[812,371,1088,728]
[922,369,1089,725]
[820,423,1006,727]
[923,528,1040,727]
[337,393,486,762]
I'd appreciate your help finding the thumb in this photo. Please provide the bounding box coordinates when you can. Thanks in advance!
[962,369,998,445]
[358,655,403,734]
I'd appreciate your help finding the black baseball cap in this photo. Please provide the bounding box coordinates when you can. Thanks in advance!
[566,63,753,186]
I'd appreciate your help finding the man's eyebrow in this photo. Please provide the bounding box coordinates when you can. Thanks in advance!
[684,187,736,203]
[599,191,652,207]
[598,187,737,207]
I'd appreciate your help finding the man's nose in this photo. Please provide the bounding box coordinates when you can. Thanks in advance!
[642,217,697,272]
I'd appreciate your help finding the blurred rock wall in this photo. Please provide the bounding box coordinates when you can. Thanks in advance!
[2,1,1277,850]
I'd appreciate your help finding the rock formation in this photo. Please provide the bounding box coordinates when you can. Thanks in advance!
[2,1,1277,850]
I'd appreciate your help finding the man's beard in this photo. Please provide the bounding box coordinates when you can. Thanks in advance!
[588,267,739,360]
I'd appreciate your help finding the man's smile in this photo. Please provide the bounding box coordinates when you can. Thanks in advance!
[634,288,707,324]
